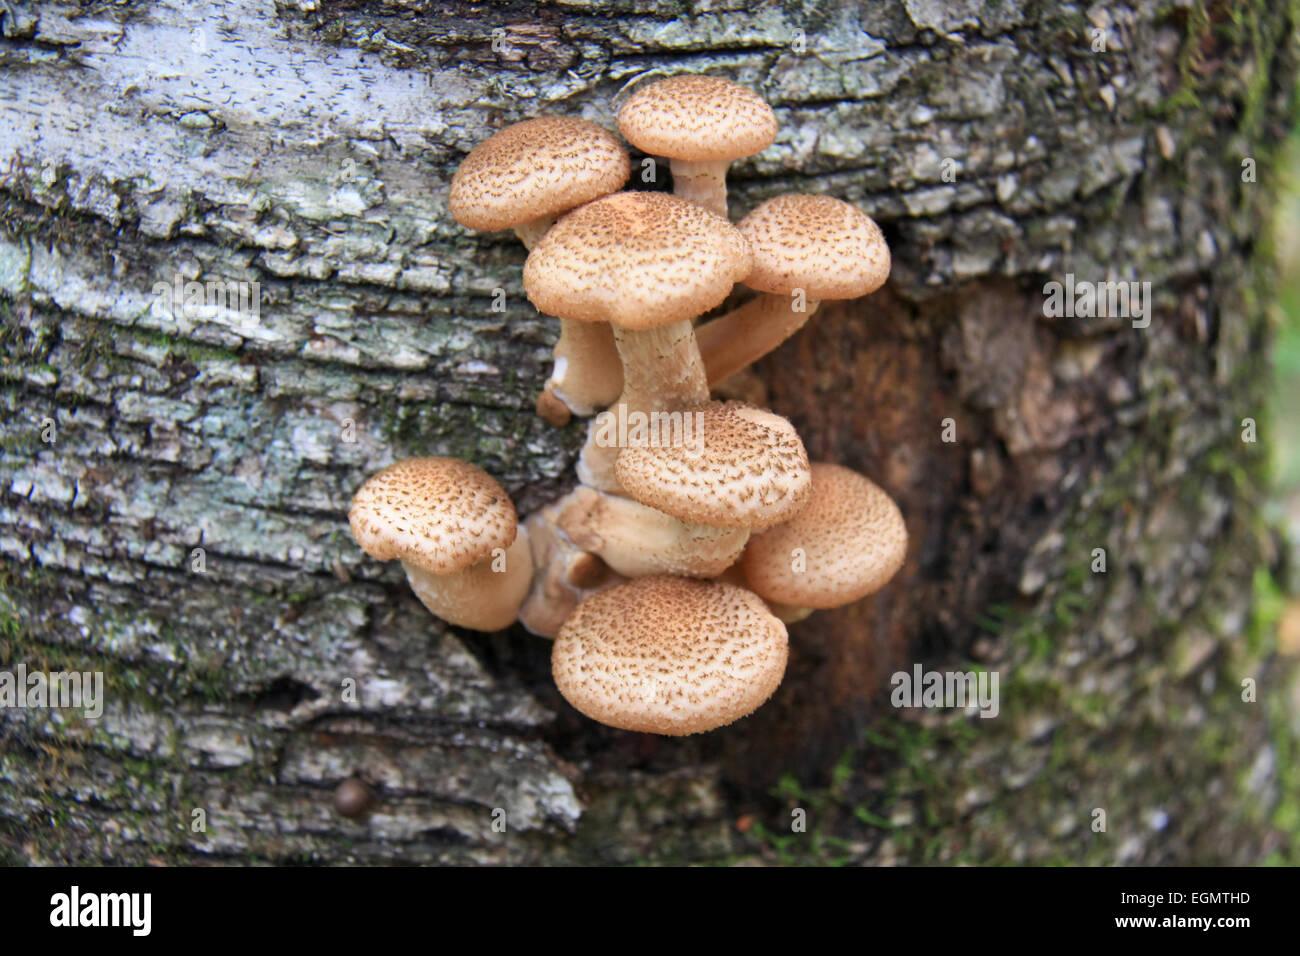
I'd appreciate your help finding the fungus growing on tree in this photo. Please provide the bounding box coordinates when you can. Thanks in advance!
[347,73,907,736]
[739,462,907,621]
[696,195,891,385]
[348,458,533,632]
[523,191,751,490]
[448,116,630,425]
[613,401,812,530]
[617,75,777,218]
[555,484,750,578]
[517,497,625,639]
[551,576,789,735]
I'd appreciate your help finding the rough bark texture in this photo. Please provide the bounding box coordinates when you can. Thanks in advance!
[1,0,1298,865]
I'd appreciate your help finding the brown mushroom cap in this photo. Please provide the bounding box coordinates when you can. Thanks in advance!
[613,401,812,530]
[617,76,777,162]
[448,117,630,232]
[348,457,517,575]
[738,195,890,301]
[522,191,752,330]
[552,576,788,735]
[740,462,907,608]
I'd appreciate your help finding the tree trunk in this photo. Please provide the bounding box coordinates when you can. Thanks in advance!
[1,0,1297,865]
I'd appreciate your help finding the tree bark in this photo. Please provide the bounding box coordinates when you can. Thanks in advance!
[1,0,1297,864]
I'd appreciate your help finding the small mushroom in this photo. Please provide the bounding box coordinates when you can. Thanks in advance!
[524,192,752,490]
[448,117,629,421]
[613,400,812,530]
[348,458,533,631]
[552,576,789,735]
[739,462,907,620]
[695,195,891,384]
[538,322,624,423]
[517,497,625,639]
[617,75,777,218]
[555,485,749,579]
[404,531,533,633]
[449,116,630,250]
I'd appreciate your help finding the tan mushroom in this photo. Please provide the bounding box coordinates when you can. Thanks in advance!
[613,400,812,531]
[552,576,788,735]
[536,323,624,426]
[695,195,891,385]
[348,458,532,631]
[555,485,749,578]
[448,117,629,242]
[739,462,907,621]
[617,75,777,218]
[517,497,625,639]
[448,117,629,423]
[523,192,752,490]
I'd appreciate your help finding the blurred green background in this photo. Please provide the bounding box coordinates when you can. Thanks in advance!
[1272,129,1300,638]
[1264,125,1300,866]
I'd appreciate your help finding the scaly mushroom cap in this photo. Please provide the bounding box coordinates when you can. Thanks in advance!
[522,192,752,330]
[740,462,907,608]
[348,457,517,575]
[738,194,891,301]
[614,401,812,530]
[552,576,788,735]
[617,75,777,162]
[448,117,630,232]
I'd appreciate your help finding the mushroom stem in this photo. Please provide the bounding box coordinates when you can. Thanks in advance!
[696,293,822,385]
[535,388,573,427]
[402,530,533,632]
[614,320,710,410]
[516,215,624,426]
[711,366,769,406]
[557,485,749,578]
[540,319,624,419]
[576,425,622,492]
[578,319,710,491]
[764,601,816,624]
[669,158,734,218]
[512,214,557,250]
[518,501,624,638]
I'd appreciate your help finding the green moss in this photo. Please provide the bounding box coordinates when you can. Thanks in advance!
[1246,565,1285,656]
[1158,0,1211,116]
[0,558,212,713]
[0,427,39,455]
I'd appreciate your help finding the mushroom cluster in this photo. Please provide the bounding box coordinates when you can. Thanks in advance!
[348,75,907,736]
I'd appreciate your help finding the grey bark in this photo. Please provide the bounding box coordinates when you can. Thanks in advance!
[0,0,1297,864]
